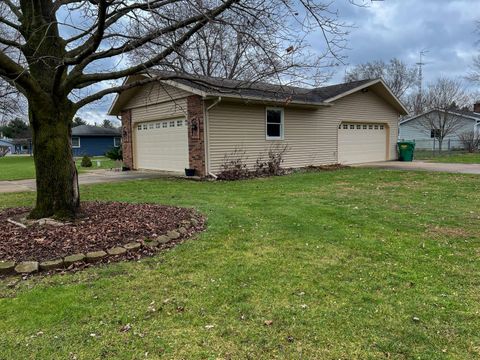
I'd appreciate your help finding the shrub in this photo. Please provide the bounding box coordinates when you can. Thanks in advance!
[80,155,92,167]
[217,147,250,180]
[254,144,290,176]
[458,131,480,153]
[105,146,123,161]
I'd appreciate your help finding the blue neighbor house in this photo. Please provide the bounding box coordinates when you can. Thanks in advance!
[71,125,121,157]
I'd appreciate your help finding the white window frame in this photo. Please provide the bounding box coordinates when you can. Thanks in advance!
[114,137,121,147]
[265,107,284,140]
[72,137,81,148]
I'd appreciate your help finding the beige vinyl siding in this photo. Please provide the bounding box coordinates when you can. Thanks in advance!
[131,99,187,123]
[123,82,190,123]
[126,82,190,109]
[207,90,399,173]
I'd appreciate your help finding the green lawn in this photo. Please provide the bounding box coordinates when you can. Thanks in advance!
[415,150,480,164]
[0,156,119,181]
[0,169,479,359]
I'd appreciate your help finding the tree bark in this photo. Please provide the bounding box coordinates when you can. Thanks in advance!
[28,99,79,219]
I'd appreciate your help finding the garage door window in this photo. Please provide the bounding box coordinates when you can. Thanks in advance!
[266,107,284,140]
[137,124,142,130]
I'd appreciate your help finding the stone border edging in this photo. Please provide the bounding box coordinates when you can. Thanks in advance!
[0,217,200,277]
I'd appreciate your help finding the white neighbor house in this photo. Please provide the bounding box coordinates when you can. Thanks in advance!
[398,107,480,150]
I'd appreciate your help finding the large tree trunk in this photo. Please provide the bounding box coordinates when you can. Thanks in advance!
[28,100,79,219]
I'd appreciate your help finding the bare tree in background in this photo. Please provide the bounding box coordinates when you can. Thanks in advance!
[345,58,418,100]
[0,0,358,219]
[0,79,22,121]
[468,21,480,84]
[468,55,480,84]
[414,78,470,151]
[129,0,347,86]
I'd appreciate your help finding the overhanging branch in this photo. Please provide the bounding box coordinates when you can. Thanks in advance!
[69,0,238,90]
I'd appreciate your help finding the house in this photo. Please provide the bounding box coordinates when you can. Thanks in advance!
[0,138,14,155]
[11,138,32,155]
[71,125,121,157]
[399,107,480,150]
[108,72,409,176]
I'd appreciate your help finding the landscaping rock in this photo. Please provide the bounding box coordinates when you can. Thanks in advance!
[86,251,108,262]
[124,242,141,251]
[180,220,191,227]
[190,218,199,226]
[167,230,180,240]
[106,247,127,256]
[178,227,188,235]
[64,253,86,265]
[144,240,159,249]
[157,235,170,244]
[0,261,16,275]
[39,259,64,271]
[14,261,39,274]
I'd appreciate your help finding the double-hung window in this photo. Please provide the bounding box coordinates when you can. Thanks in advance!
[72,137,80,148]
[114,137,121,147]
[266,107,284,140]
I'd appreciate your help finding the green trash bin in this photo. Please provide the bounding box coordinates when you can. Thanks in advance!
[397,141,416,162]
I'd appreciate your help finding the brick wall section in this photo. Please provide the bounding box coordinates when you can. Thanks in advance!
[187,95,206,177]
[121,109,133,170]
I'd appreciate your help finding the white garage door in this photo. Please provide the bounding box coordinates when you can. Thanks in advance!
[134,118,189,172]
[338,123,388,164]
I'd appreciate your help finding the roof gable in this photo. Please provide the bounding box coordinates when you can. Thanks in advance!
[400,109,480,126]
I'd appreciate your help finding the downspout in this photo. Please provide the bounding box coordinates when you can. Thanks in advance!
[205,97,222,178]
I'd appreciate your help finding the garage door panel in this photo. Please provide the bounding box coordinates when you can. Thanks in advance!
[134,119,189,172]
[338,123,387,164]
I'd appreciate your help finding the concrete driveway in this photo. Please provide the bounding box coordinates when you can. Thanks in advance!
[354,161,480,175]
[0,170,182,193]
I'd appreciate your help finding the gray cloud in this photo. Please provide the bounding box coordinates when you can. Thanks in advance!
[329,0,479,84]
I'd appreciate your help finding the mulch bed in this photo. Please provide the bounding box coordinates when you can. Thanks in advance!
[0,201,204,263]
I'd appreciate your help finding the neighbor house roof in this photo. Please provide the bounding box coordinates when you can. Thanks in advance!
[0,138,14,145]
[109,71,409,115]
[72,125,121,137]
[399,109,480,125]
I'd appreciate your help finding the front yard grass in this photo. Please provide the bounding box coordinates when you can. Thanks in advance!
[0,156,119,181]
[0,168,479,359]
[415,150,480,163]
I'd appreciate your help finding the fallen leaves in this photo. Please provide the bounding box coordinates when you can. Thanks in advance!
[0,202,203,262]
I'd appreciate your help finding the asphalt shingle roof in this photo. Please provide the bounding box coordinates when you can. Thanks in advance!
[149,70,374,104]
[72,125,121,136]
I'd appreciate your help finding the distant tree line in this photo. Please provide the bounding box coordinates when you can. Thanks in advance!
[1,117,118,140]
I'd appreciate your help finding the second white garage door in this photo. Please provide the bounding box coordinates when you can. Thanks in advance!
[338,123,388,164]
[134,118,189,172]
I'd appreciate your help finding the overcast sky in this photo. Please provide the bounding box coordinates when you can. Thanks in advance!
[77,0,480,122]
[329,0,479,84]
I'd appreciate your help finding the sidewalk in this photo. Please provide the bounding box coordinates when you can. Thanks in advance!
[0,170,182,193]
